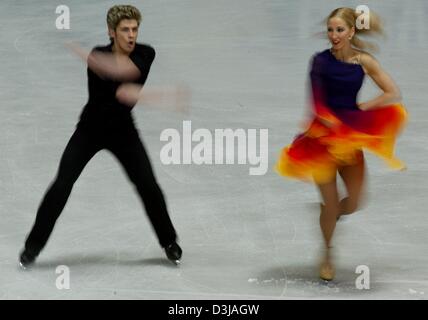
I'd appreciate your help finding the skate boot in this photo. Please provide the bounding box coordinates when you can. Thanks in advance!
[19,249,37,270]
[319,261,335,281]
[165,242,182,265]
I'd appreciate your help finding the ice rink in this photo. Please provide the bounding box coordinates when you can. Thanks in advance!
[1,0,427,299]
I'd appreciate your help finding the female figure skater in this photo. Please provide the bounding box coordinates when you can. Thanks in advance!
[20,5,185,268]
[276,7,407,281]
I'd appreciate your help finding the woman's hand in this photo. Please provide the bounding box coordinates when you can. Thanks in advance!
[318,117,335,128]
[358,53,402,110]
[357,102,368,111]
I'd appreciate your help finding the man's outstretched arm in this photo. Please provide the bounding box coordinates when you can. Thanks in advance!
[66,42,141,81]
[116,83,190,114]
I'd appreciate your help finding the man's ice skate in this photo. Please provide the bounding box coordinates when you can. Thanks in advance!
[18,249,37,270]
[165,242,182,265]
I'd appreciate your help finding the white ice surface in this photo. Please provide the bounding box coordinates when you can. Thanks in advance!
[0,0,427,299]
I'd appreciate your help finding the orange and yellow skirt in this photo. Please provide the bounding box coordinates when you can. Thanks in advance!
[275,103,407,184]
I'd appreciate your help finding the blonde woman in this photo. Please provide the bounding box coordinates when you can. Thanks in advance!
[276,7,407,281]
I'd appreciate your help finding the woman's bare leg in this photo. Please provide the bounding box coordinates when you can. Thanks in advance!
[338,151,366,218]
[317,177,340,280]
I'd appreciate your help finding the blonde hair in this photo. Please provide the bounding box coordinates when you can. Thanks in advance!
[107,5,142,31]
[326,7,384,52]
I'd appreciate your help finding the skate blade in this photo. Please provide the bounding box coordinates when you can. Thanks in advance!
[172,259,181,266]
[18,262,30,270]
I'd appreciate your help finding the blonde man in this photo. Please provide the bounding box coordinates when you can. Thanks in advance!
[20,5,182,268]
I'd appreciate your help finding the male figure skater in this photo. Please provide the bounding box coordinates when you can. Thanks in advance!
[20,5,182,268]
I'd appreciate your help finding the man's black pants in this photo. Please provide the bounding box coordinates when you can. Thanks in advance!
[24,122,177,255]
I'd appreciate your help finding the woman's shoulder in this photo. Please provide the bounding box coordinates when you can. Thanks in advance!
[355,49,379,73]
[313,49,331,59]
[353,49,376,63]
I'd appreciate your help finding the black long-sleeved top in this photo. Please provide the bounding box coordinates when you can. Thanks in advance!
[79,43,155,127]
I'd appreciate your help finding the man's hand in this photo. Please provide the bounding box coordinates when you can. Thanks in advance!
[65,41,141,81]
[116,83,142,106]
[116,83,191,114]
